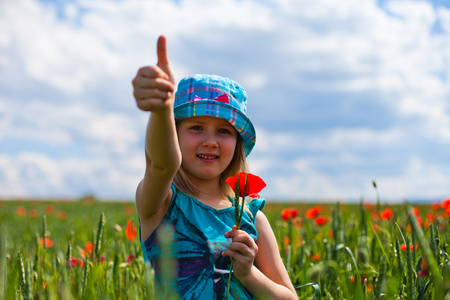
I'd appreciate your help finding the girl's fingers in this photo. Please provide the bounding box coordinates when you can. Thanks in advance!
[134,87,172,101]
[132,76,174,92]
[229,240,257,256]
[136,97,172,112]
[225,229,256,249]
[137,65,169,80]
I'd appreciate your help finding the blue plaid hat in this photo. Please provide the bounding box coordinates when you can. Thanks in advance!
[174,74,256,156]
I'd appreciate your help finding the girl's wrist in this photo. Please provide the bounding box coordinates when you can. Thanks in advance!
[235,265,257,287]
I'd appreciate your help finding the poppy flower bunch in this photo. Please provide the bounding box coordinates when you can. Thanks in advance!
[305,206,330,226]
[441,198,450,216]
[281,208,298,221]
[225,172,266,300]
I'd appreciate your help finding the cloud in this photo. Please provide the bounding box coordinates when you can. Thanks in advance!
[0,0,449,201]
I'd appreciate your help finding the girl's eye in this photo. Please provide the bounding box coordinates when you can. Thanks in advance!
[191,125,202,131]
[218,128,232,134]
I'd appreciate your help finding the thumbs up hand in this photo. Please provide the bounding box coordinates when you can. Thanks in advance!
[132,36,176,112]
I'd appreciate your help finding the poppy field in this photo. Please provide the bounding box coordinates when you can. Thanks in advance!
[0,193,449,299]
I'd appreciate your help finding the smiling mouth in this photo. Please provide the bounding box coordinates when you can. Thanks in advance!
[197,154,219,160]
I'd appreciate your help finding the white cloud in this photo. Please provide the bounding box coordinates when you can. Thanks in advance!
[1,0,450,201]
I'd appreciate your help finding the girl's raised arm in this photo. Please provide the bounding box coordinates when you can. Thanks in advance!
[132,36,182,239]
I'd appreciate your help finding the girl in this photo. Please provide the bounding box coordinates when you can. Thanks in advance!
[132,36,297,300]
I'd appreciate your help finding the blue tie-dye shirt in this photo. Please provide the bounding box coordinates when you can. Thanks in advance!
[139,184,265,300]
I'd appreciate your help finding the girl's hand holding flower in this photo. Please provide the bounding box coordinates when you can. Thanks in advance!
[223,225,259,282]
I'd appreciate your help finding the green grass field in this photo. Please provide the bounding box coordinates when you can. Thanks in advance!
[1,196,449,299]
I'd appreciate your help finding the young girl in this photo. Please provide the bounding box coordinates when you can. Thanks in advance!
[132,35,297,300]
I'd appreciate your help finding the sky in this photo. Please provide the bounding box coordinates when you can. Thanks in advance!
[0,0,449,202]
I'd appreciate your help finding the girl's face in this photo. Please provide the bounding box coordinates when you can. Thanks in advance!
[178,116,238,184]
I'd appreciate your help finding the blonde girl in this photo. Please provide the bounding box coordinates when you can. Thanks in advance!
[132,35,297,300]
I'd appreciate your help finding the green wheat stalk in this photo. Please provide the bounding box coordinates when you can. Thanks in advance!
[17,251,31,300]
[372,180,381,214]
[405,237,415,300]
[0,229,6,300]
[33,232,40,274]
[407,205,444,299]
[66,231,74,264]
[434,223,441,266]
[94,212,105,261]
[42,215,47,272]
[395,237,404,277]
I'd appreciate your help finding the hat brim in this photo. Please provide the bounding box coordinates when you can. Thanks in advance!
[174,100,256,156]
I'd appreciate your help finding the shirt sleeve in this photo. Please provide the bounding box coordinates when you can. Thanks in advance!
[246,198,266,223]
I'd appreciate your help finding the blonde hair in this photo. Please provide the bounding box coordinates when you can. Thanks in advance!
[173,130,249,199]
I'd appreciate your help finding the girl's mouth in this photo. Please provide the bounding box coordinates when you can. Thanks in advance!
[197,154,219,160]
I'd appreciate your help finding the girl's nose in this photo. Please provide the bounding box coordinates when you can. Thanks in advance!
[202,139,218,149]
[202,133,218,149]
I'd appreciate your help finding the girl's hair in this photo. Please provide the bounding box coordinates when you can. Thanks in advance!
[173,132,248,198]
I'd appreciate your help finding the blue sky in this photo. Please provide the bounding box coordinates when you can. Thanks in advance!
[1,0,449,202]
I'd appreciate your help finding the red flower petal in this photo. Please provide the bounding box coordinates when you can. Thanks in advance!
[281,208,298,221]
[380,208,394,220]
[125,219,137,241]
[226,172,266,197]
[441,198,450,210]
[305,206,322,219]
[314,215,329,226]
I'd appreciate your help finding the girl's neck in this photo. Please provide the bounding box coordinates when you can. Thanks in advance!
[190,180,231,210]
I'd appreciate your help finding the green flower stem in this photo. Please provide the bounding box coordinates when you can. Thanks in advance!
[407,205,443,299]
[226,174,248,300]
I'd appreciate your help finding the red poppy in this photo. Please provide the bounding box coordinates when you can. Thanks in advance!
[400,244,417,251]
[419,258,430,277]
[226,173,266,197]
[16,206,27,217]
[431,202,440,211]
[441,198,450,210]
[39,237,54,248]
[372,223,380,233]
[127,255,135,265]
[412,207,420,216]
[281,208,298,221]
[247,193,261,199]
[380,208,394,220]
[79,248,88,258]
[85,241,93,253]
[44,205,55,215]
[311,254,321,261]
[29,209,39,218]
[125,219,137,241]
[282,236,290,246]
[56,210,67,220]
[124,205,135,216]
[314,215,329,226]
[371,211,380,220]
[293,216,303,228]
[363,202,374,211]
[70,257,84,268]
[100,255,106,263]
[350,275,355,284]
[305,206,322,219]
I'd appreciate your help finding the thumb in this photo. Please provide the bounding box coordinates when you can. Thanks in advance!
[156,35,174,82]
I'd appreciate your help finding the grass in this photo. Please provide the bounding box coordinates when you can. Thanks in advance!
[0,196,449,299]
